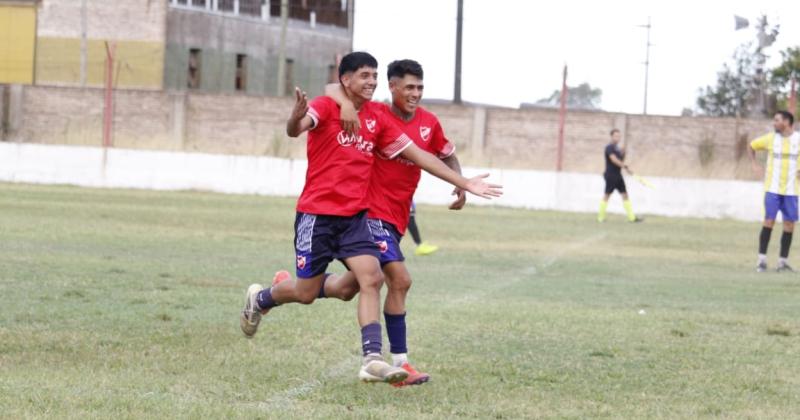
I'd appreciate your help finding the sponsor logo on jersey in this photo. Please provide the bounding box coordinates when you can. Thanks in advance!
[420,126,431,142]
[337,131,375,155]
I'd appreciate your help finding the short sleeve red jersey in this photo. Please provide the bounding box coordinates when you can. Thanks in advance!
[296,97,412,216]
[367,104,456,234]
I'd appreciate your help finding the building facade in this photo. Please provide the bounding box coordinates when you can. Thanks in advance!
[165,0,353,96]
[0,0,353,96]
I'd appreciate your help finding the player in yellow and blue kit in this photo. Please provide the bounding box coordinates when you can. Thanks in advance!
[748,111,799,272]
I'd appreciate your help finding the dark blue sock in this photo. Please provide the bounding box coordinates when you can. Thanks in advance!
[256,287,279,310]
[361,322,382,356]
[384,312,407,354]
[317,273,331,299]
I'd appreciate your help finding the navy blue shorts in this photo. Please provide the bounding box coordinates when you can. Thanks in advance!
[764,192,799,222]
[367,218,405,266]
[294,210,380,279]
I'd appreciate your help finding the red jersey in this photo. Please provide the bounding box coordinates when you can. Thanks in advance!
[296,97,412,216]
[368,104,455,234]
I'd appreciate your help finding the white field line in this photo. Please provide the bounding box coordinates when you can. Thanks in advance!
[449,232,608,305]
[247,355,359,410]
[241,233,607,409]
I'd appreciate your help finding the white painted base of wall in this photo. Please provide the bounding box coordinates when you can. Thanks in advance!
[0,143,765,221]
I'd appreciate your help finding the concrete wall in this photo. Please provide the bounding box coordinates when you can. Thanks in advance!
[1,85,776,181]
[164,8,351,97]
[0,142,766,222]
[35,0,168,89]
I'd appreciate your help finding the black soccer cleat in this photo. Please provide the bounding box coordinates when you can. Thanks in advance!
[756,262,768,273]
[776,262,794,273]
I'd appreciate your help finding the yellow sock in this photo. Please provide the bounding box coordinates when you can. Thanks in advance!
[623,200,636,221]
[598,200,608,222]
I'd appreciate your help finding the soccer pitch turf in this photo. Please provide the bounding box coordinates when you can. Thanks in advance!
[2,183,800,419]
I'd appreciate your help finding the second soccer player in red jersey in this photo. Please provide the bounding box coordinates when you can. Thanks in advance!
[239,52,501,384]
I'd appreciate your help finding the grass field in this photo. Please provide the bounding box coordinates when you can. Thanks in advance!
[2,182,800,419]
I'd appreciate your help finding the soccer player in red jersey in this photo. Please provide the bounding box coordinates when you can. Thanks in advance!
[239,52,502,384]
[314,59,469,386]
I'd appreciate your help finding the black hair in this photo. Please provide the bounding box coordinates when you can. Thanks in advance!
[386,59,424,81]
[776,110,795,126]
[610,129,621,136]
[338,52,378,79]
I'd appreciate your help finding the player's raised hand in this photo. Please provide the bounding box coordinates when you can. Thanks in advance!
[464,173,503,199]
[339,101,360,135]
[290,87,308,121]
[449,187,467,210]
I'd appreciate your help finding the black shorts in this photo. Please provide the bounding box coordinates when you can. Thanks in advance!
[293,210,380,279]
[604,174,627,194]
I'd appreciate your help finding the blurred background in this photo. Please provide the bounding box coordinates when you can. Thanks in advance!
[1,0,798,182]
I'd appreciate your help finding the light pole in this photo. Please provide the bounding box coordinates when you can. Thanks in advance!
[638,17,652,115]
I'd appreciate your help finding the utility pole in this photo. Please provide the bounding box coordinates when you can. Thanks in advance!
[638,16,652,115]
[347,0,355,52]
[276,0,289,96]
[80,0,87,86]
[453,0,463,104]
[557,65,568,171]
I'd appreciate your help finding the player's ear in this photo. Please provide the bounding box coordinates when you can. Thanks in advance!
[340,72,351,88]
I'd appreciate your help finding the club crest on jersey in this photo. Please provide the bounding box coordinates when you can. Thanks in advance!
[365,119,376,133]
[376,240,388,253]
[296,255,307,269]
[420,126,431,142]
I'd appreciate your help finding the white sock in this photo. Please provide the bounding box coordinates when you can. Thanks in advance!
[391,353,408,367]
[779,257,788,265]
[758,254,767,264]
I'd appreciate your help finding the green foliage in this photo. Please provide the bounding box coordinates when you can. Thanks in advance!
[536,82,603,110]
[696,44,759,117]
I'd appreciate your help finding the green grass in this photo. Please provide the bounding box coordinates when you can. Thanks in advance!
[1,182,800,419]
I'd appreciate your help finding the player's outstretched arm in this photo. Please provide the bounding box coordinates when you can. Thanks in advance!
[324,83,360,135]
[286,87,314,137]
[400,144,502,199]
[442,154,467,210]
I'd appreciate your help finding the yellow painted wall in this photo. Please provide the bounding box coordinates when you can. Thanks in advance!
[0,5,36,84]
[35,38,164,89]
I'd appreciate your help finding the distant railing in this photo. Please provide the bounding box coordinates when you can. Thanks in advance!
[168,0,349,28]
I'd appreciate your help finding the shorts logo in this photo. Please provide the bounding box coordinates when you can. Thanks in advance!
[296,255,307,270]
[376,240,388,253]
[420,126,431,142]
[365,119,377,133]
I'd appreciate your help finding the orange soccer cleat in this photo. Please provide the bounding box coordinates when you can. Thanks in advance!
[392,362,430,387]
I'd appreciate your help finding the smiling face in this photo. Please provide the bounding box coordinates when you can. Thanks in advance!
[389,74,424,115]
[340,66,378,102]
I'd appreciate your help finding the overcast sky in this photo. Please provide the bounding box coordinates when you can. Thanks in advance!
[353,0,800,116]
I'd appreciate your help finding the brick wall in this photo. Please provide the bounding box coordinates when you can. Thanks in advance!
[3,85,774,181]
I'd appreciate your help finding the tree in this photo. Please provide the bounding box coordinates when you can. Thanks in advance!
[696,15,780,118]
[770,47,800,115]
[696,44,758,117]
[535,82,602,110]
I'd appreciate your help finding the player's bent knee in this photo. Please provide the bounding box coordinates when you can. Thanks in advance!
[389,274,412,292]
[358,271,384,292]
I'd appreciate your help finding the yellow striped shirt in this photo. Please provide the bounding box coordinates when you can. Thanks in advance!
[751,132,800,196]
